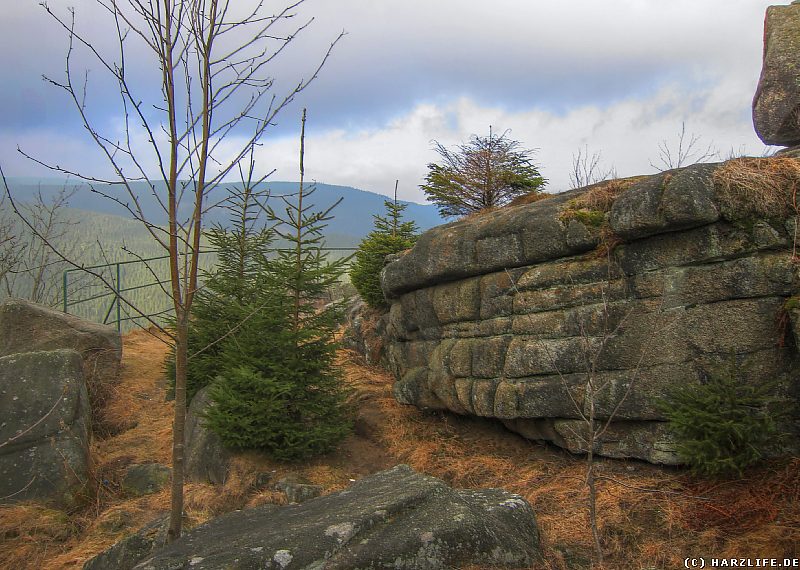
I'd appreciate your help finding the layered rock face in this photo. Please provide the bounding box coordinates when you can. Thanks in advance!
[381,160,800,464]
[753,1,800,147]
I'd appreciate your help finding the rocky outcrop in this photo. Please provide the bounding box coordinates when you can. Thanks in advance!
[84,514,169,570]
[132,464,540,569]
[753,2,800,146]
[184,386,231,485]
[381,160,800,464]
[0,349,91,506]
[342,297,388,365]
[275,475,323,504]
[0,299,122,434]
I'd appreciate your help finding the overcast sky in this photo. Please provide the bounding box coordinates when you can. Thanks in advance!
[0,0,784,203]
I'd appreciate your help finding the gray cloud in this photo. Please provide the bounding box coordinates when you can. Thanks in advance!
[0,0,781,200]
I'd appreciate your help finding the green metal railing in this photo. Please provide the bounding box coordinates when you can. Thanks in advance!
[62,248,356,332]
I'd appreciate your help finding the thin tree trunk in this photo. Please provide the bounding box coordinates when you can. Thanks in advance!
[586,378,603,565]
[587,444,603,565]
[293,109,306,335]
[168,309,188,542]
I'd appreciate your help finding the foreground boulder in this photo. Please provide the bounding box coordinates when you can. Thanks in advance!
[381,160,800,464]
[132,464,540,569]
[84,514,169,570]
[0,299,122,433]
[0,349,91,506]
[753,1,800,146]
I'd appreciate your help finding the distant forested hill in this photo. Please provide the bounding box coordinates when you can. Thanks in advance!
[2,178,443,246]
[1,178,442,330]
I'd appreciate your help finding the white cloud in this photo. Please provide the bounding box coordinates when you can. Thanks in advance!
[246,70,768,203]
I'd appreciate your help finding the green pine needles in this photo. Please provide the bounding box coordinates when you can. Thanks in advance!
[349,191,418,310]
[660,359,788,477]
[168,146,351,460]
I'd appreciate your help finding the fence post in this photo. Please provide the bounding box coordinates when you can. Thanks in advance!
[62,270,68,314]
[116,263,122,332]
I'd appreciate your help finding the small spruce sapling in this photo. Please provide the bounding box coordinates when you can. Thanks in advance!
[350,181,418,310]
[204,110,351,460]
[659,356,789,477]
[165,169,277,403]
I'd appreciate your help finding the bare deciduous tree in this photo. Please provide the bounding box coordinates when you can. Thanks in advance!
[7,0,342,541]
[0,193,24,295]
[650,121,717,171]
[569,144,615,189]
[0,187,84,306]
[4,188,79,304]
[509,260,678,565]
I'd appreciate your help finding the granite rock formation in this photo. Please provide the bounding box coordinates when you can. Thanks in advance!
[0,349,91,506]
[381,159,800,464]
[130,464,540,570]
[753,1,800,147]
[184,385,232,485]
[342,296,388,366]
[0,299,122,433]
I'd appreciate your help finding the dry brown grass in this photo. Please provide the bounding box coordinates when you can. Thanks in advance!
[339,348,800,569]
[557,177,646,239]
[714,156,800,219]
[3,330,798,569]
[572,176,647,213]
[507,191,554,208]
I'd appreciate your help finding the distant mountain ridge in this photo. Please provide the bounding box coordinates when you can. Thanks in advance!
[2,178,443,247]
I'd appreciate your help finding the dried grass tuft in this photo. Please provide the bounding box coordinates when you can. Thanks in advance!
[558,177,645,232]
[507,191,554,208]
[0,504,76,569]
[714,156,800,219]
[574,176,646,213]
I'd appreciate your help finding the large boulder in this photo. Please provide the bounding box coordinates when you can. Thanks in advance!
[0,299,122,433]
[381,160,800,464]
[0,349,91,506]
[83,514,169,570]
[184,385,231,485]
[133,464,540,569]
[753,2,800,146]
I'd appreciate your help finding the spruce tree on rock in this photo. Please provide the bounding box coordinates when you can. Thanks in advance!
[421,128,547,217]
[350,186,418,310]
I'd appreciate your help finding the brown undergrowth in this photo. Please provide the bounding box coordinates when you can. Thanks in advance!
[714,156,800,220]
[1,331,798,569]
[507,191,555,208]
[558,176,647,226]
[338,349,799,569]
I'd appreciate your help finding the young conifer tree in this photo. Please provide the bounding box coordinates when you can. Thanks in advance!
[204,110,351,460]
[165,158,278,402]
[350,181,418,310]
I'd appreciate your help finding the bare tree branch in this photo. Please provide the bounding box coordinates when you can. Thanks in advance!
[650,121,717,171]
